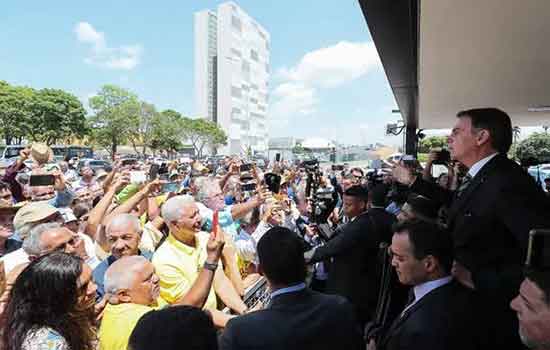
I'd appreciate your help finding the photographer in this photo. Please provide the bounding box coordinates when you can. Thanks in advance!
[304,185,390,329]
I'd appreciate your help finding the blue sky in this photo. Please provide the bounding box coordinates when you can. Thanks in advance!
[0,0,403,146]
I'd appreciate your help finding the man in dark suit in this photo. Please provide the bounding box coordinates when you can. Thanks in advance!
[375,220,483,350]
[304,185,393,328]
[392,108,550,349]
[219,226,362,350]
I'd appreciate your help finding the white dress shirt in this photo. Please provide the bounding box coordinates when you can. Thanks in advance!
[402,276,453,314]
[467,153,498,179]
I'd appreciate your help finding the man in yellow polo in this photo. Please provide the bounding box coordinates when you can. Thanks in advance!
[153,195,248,327]
[99,226,224,350]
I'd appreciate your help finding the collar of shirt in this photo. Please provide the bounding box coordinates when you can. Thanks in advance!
[167,233,199,255]
[467,152,498,178]
[412,276,453,306]
[270,282,306,299]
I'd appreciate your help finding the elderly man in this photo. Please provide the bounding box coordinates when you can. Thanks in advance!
[99,243,224,350]
[93,214,152,298]
[0,202,64,273]
[153,195,248,327]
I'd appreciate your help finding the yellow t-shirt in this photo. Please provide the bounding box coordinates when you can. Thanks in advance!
[98,302,154,350]
[152,232,217,310]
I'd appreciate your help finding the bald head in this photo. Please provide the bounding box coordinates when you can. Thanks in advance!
[104,256,159,306]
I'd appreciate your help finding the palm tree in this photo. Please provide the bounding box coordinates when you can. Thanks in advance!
[512,126,521,144]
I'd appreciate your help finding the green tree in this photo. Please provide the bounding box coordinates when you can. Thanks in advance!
[128,101,157,157]
[418,136,447,153]
[515,132,550,163]
[88,85,140,159]
[512,126,521,145]
[0,81,35,145]
[183,118,227,158]
[149,109,185,156]
[29,88,88,145]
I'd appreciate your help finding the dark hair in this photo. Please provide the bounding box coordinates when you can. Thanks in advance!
[392,219,454,273]
[2,252,95,350]
[369,184,388,207]
[344,185,369,201]
[128,306,217,350]
[456,108,513,154]
[0,180,10,192]
[257,226,307,285]
[350,167,364,176]
[525,269,550,306]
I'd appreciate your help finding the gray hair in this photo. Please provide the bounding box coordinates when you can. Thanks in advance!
[22,222,63,255]
[104,255,148,295]
[194,176,220,203]
[106,214,142,237]
[161,195,196,223]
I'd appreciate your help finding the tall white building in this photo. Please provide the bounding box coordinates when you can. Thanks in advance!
[194,1,270,155]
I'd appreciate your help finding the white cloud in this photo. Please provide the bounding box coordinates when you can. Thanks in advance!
[270,41,382,125]
[74,22,142,70]
[277,41,380,88]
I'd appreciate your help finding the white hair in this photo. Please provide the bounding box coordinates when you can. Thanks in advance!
[161,195,196,223]
[106,214,142,237]
[22,222,63,256]
[104,256,148,295]
[194,176,220,203]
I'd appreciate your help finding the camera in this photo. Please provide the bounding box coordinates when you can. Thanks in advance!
[432,149,451,165]
[332,164,344,171]
[240,182,257,192]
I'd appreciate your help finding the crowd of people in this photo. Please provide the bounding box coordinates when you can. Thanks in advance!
[0,107,548,350]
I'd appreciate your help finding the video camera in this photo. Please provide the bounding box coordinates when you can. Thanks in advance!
[300,159,337,226]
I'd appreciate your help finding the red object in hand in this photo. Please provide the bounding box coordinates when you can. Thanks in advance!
[212,211,219,234]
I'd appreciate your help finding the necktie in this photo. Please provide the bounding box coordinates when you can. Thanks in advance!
[456,173,473,198]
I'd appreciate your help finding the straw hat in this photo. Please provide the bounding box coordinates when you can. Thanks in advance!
[30,143,53,165]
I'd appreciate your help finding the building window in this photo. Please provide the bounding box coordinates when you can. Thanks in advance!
[231,86,242,98]
[250,49,258,61]
[231,15,242,32]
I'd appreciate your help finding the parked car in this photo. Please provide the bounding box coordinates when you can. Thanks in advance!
[77,158,112,173]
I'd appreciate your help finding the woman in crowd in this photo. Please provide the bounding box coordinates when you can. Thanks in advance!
[1,252,97,350]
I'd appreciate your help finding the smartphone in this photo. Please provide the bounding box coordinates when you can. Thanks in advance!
[401,155,417,168]
[149,164,160,180]
[130,171,147,184]
[526,229,550,269]
[122,159,137,166]
[240,163,252,172]
[161,182,179,193]
[433,149,451,165]
[29,174,55,187]
[241,182,257,192]
[332,165,344,171]
[264,173,282,194]
[275,153,281,162]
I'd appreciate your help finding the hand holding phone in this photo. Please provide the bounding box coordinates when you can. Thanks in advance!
[29,174,55,187]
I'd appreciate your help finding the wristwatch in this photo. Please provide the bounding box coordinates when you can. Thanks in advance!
[203,261,218,271]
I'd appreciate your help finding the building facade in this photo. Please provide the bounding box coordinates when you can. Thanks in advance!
[194,1,270,155]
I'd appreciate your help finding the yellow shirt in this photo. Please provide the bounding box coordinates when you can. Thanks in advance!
[152,232,217,309]
[98,303,154,350]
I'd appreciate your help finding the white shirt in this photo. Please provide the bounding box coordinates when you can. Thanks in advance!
[467,153,498,179]
[403,276,453,313]
[0,248,30,274]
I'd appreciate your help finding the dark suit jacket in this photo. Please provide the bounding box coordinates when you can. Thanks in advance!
[379,280,483,350]
[308,210,393,324]
[411,154,550,302]
[411,154,550,349]
[219,288,362,350]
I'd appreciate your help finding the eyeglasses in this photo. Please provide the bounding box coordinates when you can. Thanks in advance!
[52,235,81,253]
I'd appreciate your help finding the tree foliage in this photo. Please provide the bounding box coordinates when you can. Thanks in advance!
[182,118,227,158]
[515,132,550,163]
[418,136,448,153]
[0,81,87,145]
[88,85,140,158]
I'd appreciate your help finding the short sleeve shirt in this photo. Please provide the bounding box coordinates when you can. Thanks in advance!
[152,232,217,309]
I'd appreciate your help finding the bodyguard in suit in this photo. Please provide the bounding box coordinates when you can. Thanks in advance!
[374,219,483,350]
[304,185,392,328]
[392,108,550,349]
[220,226,362,350]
